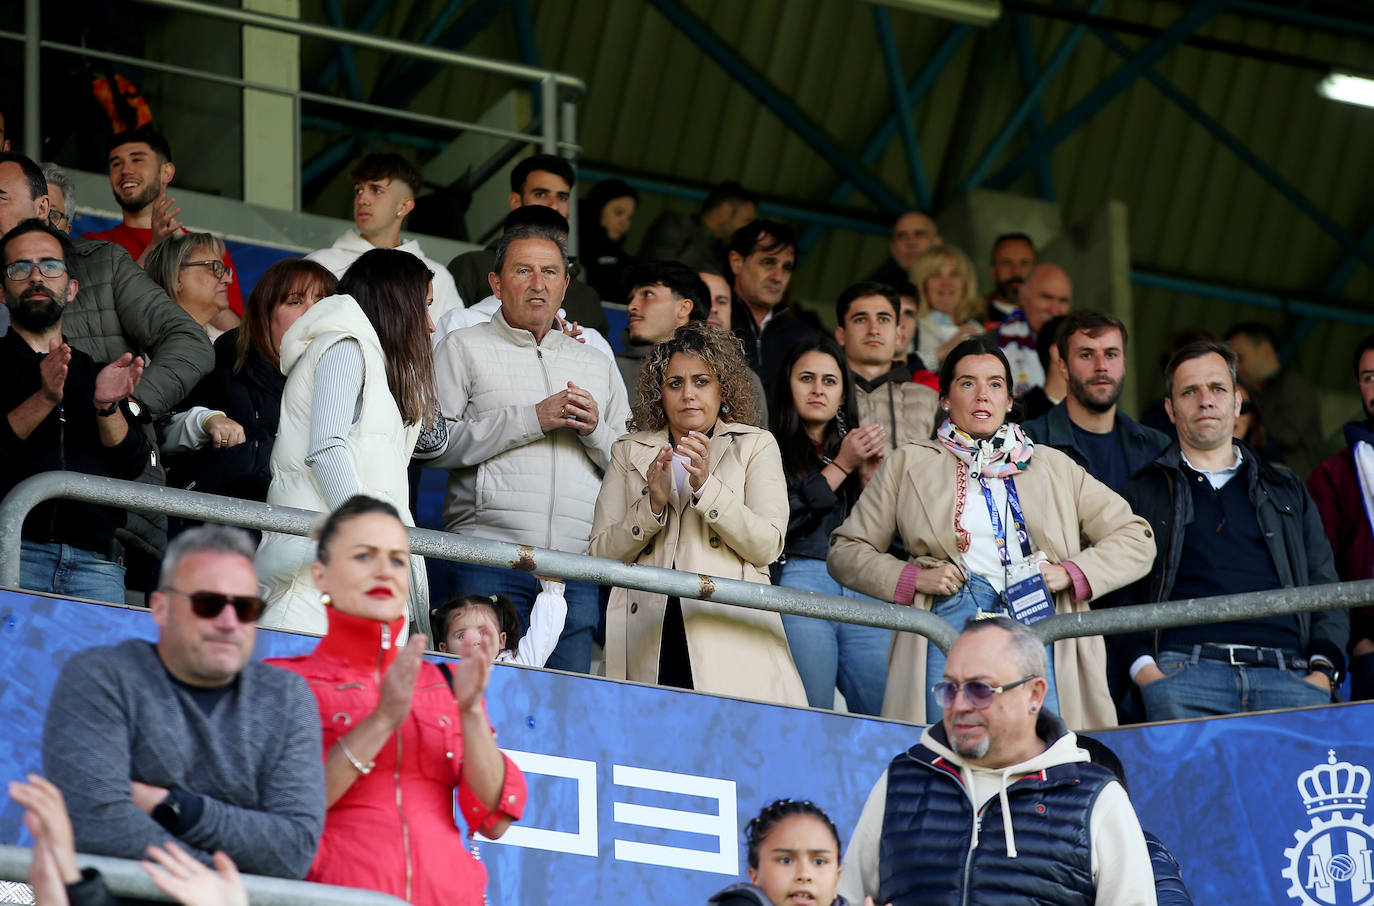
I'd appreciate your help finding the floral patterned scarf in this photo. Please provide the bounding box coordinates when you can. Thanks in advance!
[936,419,1034,478]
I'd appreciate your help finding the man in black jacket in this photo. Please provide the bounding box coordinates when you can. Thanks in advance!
[728,219,815,400]
[1,218,147,603]
[1119,340,1345,721]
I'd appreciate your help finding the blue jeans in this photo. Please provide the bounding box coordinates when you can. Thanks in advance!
[777,557,891,715]
[925,573,1060,720]
[20,540,126,604]
[1139,649,1332,721]
[446,560,598,674]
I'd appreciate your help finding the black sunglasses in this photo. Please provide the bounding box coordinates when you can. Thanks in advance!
[162,588,267,623]
[931,675,1038,710]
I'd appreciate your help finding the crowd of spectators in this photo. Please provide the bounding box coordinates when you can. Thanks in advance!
[1,108,1365,905]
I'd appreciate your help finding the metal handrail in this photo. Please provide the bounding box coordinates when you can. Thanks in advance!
[13,0,586,208]
[0,844,406,906]
[4,473,1374,654]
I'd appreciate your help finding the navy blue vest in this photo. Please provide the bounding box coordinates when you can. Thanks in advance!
[878,740,1110,906]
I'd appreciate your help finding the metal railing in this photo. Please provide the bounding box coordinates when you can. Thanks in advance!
[4,472,1374,654]
[6,0,587,210]
[0,844,405,906]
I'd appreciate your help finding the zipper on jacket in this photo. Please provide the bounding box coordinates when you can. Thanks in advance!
[49,404,66,541]
[535,346,558,550]
[960,810,983,906]
[376,622,392,682]
[1152,469,1178,657]
[394,731,413,902]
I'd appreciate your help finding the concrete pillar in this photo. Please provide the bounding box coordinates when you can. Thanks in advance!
[242,0,300,210]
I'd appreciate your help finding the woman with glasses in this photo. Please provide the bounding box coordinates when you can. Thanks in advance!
[266,495,525,906]
[828,337,1154,730]
[162,258,338,503]
[255,248,439,637]
[145,232,237,342]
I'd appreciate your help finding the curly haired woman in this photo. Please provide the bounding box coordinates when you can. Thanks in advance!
[588,322,806,706]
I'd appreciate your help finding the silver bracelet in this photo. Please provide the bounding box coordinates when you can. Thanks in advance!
[337,737,375,775]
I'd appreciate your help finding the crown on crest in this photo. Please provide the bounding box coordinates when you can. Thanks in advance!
[1298,750,1370,816]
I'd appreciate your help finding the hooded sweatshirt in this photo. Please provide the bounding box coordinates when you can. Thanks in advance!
[307,229,463,323]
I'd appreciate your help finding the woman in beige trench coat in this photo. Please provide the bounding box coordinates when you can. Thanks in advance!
[588,323,806,706]
[827,338,1155,730]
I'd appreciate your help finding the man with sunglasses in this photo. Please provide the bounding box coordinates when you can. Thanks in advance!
[42,525,326,879]
[839,616,1156,906]
[1,218,148,603]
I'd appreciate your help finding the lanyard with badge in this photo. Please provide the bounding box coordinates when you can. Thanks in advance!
[978,476,1055,625]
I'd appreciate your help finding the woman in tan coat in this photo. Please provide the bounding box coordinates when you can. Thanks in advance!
[589,323,806,706]
[827,338,1154,730]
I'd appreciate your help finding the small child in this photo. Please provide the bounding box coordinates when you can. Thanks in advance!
[708,799,849,906]
[431,577,568,667]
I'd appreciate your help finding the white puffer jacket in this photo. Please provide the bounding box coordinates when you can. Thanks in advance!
[424,309,630,552]
[306,229,464,323]
[255,294,428,635]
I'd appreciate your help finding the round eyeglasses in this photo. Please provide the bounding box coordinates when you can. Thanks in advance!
[5,258,67,281]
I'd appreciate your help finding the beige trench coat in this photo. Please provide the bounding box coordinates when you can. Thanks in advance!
[588,421,806,707]
[827,438,1156,730]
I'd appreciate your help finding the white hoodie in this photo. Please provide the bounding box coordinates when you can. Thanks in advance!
[838,723,1156,906]
[307,229,463,323]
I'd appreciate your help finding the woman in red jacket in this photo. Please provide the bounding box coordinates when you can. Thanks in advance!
[267,495,525,906]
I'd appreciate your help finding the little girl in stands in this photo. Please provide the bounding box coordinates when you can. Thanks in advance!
[433,578,568,667]
[708,799,850,906]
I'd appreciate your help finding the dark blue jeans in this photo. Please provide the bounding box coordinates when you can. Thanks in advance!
[1139,648,1331,720]
[21,540,126,604]
[446,560,598,674]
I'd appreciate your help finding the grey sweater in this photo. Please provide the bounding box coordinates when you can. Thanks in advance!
[42,639,325,878]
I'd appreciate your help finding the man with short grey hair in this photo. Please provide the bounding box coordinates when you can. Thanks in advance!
[424,225,629,675]
[42,524,325,878]
[840,616,1156,906]
[39,162,76,235]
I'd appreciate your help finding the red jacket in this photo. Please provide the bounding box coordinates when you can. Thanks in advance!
[1307,426,1374,642]
[267,610,526,906]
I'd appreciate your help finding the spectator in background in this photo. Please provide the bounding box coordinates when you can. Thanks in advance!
[729,220,815,400]
[699,263,734,331]
[0,108,10,151]
[1307,333,1374,699]
[306,152,461,322]
[580,177,638,303]
[1024,310,1168,490]
[0,151,53,336]
[85,127,243,332]
[828,337,1154,730]
[983,232,1037,325]
[266,496,525,906]
[1224,322,1327,478]
[145,232,234,342]
[1119,341,1345,721]
[1232,383,1283,464]
[867,210,940,287]
[839,617,1156,906]
[835,282,937,459]
[770,337,889,714]
[2,218,147,604]
[164,259,337,503]
[43,525,326,879]
[1018,314,1066,422]
[424,224,629,674]
[447,154,608,334]
[256,249,438,637]
[709,800,849,906]
[996,262,1072,397]
[39,161,76,235]
[617,259,766,424]
[589,323,806,706]
[432,582,567,668]
[1140,327,1217,441]
[891,279,923,374]
[639,180,758,271]
[912,244,983,369]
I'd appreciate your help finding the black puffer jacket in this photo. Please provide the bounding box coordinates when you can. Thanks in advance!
[708,881,850,906]
[165,329,284,502]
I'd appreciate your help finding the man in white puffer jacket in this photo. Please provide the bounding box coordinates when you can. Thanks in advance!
[421,224,630,673]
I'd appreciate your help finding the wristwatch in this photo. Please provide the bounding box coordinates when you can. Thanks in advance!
[94,400,119,417]
[1310,661,1339,692]
[152,792,182,831]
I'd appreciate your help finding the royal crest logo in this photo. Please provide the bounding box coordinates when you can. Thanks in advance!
[1283,750,1374,906]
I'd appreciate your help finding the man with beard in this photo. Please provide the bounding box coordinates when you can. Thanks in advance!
[0,218,148,603]
[84,127,243,325]
[1025,310,1168,490]
[983,232,1036,325]
[839,616,1155,906]
[1307,333,1374,699]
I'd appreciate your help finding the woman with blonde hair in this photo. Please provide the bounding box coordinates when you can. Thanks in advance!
[912,244,984,369]
[589,322,806,705]
[256,248,439,636]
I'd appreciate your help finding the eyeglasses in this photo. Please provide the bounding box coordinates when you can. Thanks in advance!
[931,675,1038,710]
[162,588,267,623]
[48,210,71,231]
[5,258,67,281]
[181,260,233,280]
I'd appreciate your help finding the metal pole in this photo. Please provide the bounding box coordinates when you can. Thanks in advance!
[293,93,302,211]
[0,845,407,906]
[561,98,579,261]
[22,0,40,160]
[540,75,557,155]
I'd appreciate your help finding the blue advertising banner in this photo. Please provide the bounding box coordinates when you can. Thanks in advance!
[2,590,1371,905]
